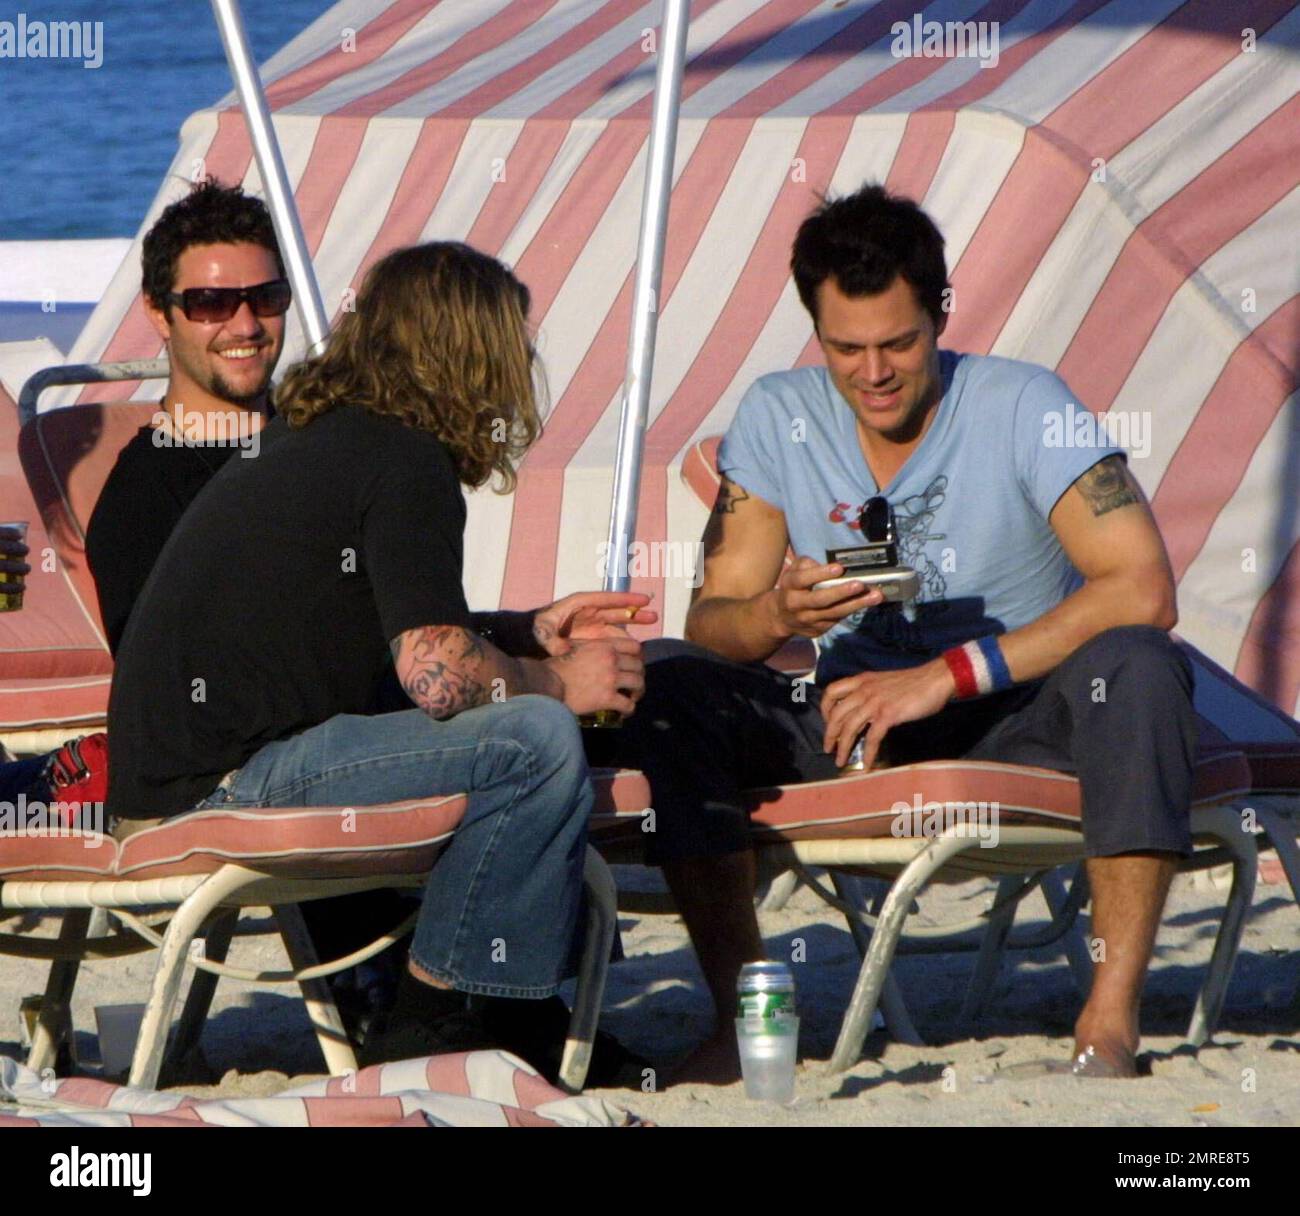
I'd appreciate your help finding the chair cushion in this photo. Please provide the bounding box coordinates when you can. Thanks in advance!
[744,750,1250,844]
[17,402,160,636]
[114,796,469,881]
[0,769,653,883]
[0,393,122,733]
[0,827,117,880]
[587,768,652,845]
[0,673,113,733]
[1236,741,1300,794]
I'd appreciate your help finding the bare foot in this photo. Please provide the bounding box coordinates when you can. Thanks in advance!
[1072,1010,1139,1078]
[1067,1039,1138,1078]
[667,1031,742,1086]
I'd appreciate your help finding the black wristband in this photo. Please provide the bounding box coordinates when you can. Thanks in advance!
[469,610,547,659]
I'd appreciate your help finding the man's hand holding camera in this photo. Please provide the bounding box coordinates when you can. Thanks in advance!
[767,555,884,639]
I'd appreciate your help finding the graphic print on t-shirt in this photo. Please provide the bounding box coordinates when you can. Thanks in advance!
[828,473,950,609]
[893,475,948,603]
[721,355,1123,681]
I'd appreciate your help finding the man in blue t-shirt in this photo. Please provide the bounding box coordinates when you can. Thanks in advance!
[622,183,1195,1084]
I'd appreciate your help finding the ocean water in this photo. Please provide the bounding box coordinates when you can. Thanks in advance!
[0,0,338,240]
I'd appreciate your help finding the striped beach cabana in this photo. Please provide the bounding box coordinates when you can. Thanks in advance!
[33,0,1300,724]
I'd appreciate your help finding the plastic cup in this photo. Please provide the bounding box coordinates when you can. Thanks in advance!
[735,1016,799,1104]
[94,1003,146,1076]
[0,521,28,612]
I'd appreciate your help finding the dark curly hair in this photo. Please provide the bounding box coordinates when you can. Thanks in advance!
[276,242,542,493]
[791,183,949,329]
[142,179,283,315]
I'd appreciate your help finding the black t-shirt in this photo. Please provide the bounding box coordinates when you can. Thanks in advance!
[106,407,470,820]
[86,427,239,654]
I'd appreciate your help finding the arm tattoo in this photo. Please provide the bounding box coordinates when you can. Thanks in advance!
[392,626,491,718]
[714,477,748,515]
[1076,455,1141,517]
[700,476,746,565]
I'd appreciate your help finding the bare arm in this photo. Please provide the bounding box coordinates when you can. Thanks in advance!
[819,455,1177,768]
[685,476,880,663]
[995,454,1177,682]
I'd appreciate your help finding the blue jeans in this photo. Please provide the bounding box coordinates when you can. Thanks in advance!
[190,696,592,998]
[0,756,50,804]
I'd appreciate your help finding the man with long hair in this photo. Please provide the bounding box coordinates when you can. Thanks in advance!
[106,241,649,1066]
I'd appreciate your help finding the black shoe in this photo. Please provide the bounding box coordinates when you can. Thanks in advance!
[475,994,650,1088]
[357,1006,499,1068]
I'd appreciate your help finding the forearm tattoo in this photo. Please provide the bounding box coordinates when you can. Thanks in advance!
[391,626,491,718]
[1076,455,1141,517]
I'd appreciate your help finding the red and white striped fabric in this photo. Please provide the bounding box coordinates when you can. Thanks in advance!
[0,1050,642,1127]
[50,0,1300,717]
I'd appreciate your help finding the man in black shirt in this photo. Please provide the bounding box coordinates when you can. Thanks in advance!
[0,184,284,816]
[107,241,647,1065]
[86,180,284,653]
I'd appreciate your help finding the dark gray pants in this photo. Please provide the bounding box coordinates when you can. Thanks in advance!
[598,626,1196,863]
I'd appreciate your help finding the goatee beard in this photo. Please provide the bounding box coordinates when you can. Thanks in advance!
[209,369,270,408]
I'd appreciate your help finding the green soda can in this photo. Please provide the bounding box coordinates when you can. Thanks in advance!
[736,960,797,1028]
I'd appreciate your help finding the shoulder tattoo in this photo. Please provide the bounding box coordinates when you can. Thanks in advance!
[1076,455,1141,517]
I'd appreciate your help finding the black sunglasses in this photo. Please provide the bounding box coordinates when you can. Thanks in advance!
[860,495,894,543]
[167,278,292,323]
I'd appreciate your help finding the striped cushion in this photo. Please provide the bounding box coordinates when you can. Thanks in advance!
[745,751,1250,844]
[17,403,161,639]
[0,673,113,734]
[0,769,652,882]
[0,1050,637,1127]
[115,796,468,881]
[0,827,117,881]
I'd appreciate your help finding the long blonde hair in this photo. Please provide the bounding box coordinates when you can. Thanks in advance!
[277,242,542,491]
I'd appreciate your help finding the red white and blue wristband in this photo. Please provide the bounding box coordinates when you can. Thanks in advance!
[943,636,1013,700]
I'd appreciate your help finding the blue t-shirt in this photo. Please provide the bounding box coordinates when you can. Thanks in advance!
[717,352,1123,684]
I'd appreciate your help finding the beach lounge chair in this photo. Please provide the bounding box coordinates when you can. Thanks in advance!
[0,392,652,1093]
[654,435,1281,1071]
[0,385,114,750]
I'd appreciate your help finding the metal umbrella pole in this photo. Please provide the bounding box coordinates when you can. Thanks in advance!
[211,0,330,357]
[602,0,691,593]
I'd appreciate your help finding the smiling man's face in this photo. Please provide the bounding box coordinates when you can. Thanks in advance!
[816,273,946,449]
[147,242,285,412]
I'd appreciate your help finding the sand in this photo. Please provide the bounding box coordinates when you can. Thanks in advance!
[2,864,1298,1126]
